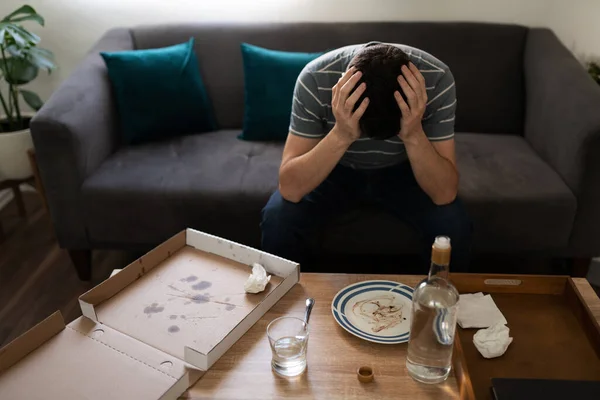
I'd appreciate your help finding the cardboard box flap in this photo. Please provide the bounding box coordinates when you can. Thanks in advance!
[67,316,201,382]
[78,229,300,371]
[79,230,187,320]
[186,228,299,278]
[0,315,203,400]
[0,311,64,375]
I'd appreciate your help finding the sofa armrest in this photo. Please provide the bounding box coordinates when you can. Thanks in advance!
[524,28,600,255]
[31,28,133,249]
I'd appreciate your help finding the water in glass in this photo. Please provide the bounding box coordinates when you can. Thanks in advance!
[267,317,309,377]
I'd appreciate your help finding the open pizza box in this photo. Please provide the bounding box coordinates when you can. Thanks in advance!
[0,312,201,400]
[0,228,300,399]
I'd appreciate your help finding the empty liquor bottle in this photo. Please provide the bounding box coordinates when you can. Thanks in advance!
[406,236,460,384]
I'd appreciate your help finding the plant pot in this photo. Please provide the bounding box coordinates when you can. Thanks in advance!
[0,113,35,180]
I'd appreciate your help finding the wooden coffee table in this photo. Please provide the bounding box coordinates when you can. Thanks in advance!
[184,273,600,400]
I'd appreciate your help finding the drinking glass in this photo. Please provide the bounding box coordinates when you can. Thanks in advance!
[267,316,309,377]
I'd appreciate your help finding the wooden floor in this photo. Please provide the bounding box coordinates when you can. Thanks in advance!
[0,193,135,346]
[1,193,599,348]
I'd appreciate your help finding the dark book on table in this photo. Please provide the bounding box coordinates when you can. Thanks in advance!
[491,378,600,400]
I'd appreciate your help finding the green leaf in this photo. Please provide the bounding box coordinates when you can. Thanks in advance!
[25,47,55,72]
[2,5,36,21]
[28,47,53,57]
[2,5,41,24]
[7,24,40,44]
[3,25,33,47]
[5,44,23,57]
[6,13,44,26]
[1,57,38,84]
[20,89,43,111]
[0,23,9,46]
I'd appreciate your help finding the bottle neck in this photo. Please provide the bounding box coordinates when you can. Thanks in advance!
[429,236,451,281]
[428,261,449,281]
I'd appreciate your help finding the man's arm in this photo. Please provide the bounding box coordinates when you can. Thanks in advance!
[279,127,353,203]
[403,132,458,205]
[279,67,369,203]
[395,63,458,205]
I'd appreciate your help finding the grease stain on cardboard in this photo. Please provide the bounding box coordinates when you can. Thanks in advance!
[168,325,180,333]
[191,294,210,304]
[143,303,164,317]
[225,304,236,311]
[180,275,198,283]
[191,281,212,291]
[169,315,177,320]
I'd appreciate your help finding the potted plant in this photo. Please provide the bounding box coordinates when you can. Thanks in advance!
[0,5,55,180]
[589,61,600,85]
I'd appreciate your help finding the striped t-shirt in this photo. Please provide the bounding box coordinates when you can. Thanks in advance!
[289,42,457,169]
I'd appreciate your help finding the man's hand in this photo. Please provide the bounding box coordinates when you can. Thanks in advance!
[331,67,370,145]
[394,63,428,142]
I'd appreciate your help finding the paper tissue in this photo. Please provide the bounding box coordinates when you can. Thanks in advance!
[458,292,507,328]
[244,263,271,294]
[473,323,513,359]
[458,292,513,358]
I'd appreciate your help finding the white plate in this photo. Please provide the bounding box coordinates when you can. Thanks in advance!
[331,280,413,344]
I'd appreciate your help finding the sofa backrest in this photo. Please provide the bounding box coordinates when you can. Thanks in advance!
[132,22,528,135]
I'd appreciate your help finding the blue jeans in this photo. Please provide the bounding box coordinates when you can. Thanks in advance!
[260,162,472,272]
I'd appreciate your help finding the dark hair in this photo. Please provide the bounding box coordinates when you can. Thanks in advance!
[348,44,410,140]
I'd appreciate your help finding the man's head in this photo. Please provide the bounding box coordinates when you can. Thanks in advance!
[347,44,410,140]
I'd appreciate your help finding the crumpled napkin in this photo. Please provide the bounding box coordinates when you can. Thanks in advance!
[473,323,513,358]
[458,292,507,328]
[244,263,271,294]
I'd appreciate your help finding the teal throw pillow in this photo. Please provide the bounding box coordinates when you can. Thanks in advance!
[101,38,216,145]
[240,43,322,141]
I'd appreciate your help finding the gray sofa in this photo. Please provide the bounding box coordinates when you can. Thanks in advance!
[31,22,600,280]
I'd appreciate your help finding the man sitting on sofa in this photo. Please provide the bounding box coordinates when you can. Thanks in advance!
[260,42,472,271]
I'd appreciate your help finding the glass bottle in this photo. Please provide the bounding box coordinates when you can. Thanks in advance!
[406,236,460,384]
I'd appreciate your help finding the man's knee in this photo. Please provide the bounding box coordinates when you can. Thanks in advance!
[430,198,472,242]
[260,191,315,261]
[260,190,313,243]
[261,191,296,232]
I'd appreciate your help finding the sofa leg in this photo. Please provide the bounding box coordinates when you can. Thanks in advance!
[570,257,592,278]
[68,250,92,281]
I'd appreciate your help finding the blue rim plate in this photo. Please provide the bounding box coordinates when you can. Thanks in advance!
[331,280,413,344]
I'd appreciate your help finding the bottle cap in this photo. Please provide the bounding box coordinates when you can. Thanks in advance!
[432,236,451,265]
[357,366,374,383]
[434,236,451,250]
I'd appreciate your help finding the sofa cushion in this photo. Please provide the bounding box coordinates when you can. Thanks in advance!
[100,38,216,145]
[322,134,577,254]
[455,133,576,252]
[132,22,528,135]
[82,130,282,247]
[83,132,575,254]
[240,43,322,141]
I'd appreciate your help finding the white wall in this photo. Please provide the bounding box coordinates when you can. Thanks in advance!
[547,0,600,61]
[0,0,597,103]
